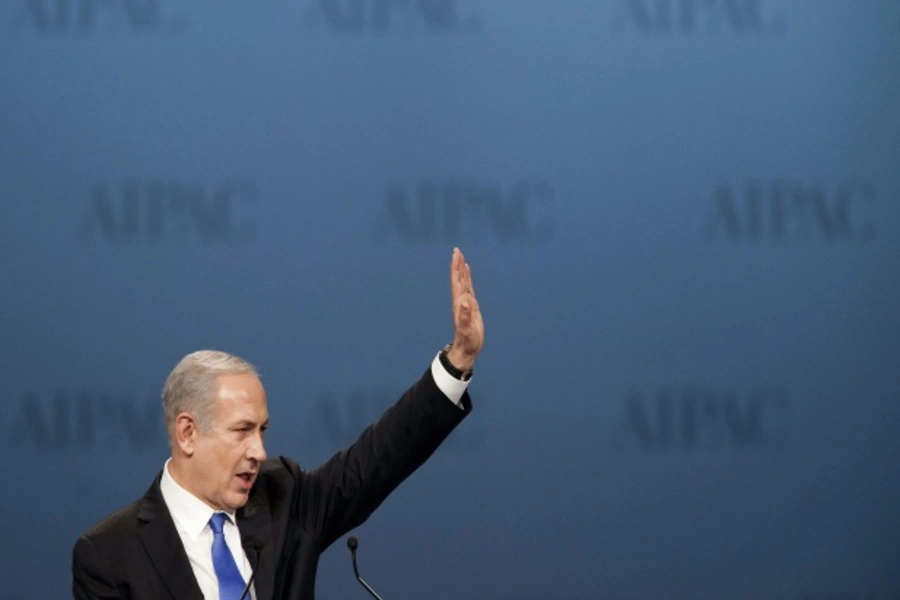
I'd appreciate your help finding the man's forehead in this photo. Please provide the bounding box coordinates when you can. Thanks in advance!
[212,373,267,411]
[214,372,265,393]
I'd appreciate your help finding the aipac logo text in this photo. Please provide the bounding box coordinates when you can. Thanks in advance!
[704,179,876,243]
[80,179,258,244]
[610,0,786,37]
[376,177,554,243]
[613,385,790,452]
[302,0,482,36]
[9,0,185,35]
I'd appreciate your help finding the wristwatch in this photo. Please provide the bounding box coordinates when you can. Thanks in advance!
[439,343,473,381]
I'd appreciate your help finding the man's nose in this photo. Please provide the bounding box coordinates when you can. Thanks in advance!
[247,435,267,463]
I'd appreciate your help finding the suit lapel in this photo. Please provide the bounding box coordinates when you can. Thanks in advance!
[237,493,275,600]
[137,474,205,600]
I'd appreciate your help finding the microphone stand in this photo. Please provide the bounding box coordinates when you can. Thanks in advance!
[347,536,385,600]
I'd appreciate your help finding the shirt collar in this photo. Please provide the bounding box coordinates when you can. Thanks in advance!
[160,458,236,542]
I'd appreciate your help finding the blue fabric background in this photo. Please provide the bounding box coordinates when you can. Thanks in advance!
[1,1,898,599]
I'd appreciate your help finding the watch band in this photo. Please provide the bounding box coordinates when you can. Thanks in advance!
[440,343,473,381]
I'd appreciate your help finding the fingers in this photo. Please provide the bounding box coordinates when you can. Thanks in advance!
[451,246,481,329]
[453,250,480,309]
[450,247,463,300]
[452,247,474,298]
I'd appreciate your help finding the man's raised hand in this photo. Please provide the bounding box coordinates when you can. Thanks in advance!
[447,247,484,373]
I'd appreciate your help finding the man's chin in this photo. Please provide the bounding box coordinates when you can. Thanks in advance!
[223,490,251,512]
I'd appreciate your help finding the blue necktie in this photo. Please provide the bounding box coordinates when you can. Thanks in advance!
[209,512,247,600]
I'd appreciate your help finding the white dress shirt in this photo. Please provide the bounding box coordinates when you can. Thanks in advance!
[160,461,258,600]
[160,353,469,599]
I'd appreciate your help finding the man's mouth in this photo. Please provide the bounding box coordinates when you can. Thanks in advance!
[236,472,256,490]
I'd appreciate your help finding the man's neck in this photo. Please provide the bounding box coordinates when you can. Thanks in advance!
[166,456,223,512]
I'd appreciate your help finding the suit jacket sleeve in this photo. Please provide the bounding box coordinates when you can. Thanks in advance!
[73,534,121,600]
[298,367,471,551]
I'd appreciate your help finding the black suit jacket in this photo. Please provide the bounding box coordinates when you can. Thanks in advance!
[72,369,470,600]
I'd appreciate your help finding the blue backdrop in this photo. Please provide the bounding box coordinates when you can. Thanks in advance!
[1,1,899,599]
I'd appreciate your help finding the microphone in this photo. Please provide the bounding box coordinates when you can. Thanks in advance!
[346,536,384,600]
[239,545,263,600]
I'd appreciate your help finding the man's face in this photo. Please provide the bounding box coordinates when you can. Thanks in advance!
[190,372,269,512]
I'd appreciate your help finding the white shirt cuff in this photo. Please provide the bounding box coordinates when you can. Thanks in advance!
[431,352,469,408]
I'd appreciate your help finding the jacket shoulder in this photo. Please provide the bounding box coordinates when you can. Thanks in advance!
[249,456,304,503]
[77,497,143,550]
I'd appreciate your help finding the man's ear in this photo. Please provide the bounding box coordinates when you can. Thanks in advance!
[174,412,198,456]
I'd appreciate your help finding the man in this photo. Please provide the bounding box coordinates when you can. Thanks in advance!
[72,248,484,600]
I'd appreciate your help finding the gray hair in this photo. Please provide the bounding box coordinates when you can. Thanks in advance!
[162,350,259,444]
